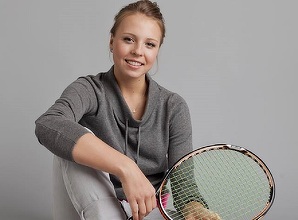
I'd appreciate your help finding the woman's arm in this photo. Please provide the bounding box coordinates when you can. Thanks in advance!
[35,77,98,161]
[73,133,156,220]
[35,76,156,220]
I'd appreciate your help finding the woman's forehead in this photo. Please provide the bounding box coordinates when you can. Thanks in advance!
[115,13,162,41]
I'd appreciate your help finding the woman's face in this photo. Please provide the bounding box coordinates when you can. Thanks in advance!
[110,13,162,80]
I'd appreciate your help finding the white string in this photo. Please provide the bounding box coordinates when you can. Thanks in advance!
[160,148,272,220]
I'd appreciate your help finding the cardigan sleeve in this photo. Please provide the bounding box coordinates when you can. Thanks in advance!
[167,93,193,168]
[35,76,99,161]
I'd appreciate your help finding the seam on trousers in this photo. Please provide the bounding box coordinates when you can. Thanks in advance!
[80,210,86,220]
[59,158,87,215]
[79,199,101,220]
[80,198,128,220]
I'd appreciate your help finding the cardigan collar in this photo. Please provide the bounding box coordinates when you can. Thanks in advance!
[103,66,161,128]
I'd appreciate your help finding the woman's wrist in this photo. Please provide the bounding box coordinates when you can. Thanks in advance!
[116,157,138,183]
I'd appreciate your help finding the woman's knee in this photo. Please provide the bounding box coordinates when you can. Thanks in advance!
[53,155,125,218]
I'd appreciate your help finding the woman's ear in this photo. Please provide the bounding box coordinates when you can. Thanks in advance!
[109,35,114,52]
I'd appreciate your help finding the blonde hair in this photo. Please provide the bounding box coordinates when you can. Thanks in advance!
[110,0,166,46]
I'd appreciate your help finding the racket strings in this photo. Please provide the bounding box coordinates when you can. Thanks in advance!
[201,151,270,219]
[160,149,272,220]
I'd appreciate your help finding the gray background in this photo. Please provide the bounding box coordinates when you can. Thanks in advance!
[0,0,297,219]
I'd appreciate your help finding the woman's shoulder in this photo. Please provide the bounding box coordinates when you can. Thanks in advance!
[72,68,113,89]
[149,77,188,111]
[76,71,106,84]
[154,81,186,103]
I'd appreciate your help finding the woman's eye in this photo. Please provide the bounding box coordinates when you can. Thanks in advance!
[146,42,156,48]
[123,37,134,43]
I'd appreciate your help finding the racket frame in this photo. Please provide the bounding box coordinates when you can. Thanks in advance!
[156,143,275,220]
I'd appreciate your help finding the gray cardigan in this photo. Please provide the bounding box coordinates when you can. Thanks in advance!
[35,66,195,203]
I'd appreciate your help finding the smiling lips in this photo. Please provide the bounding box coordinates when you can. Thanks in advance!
[125,59,144,66]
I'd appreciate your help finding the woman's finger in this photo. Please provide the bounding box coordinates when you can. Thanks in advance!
[130,202,139,220]
[137,201,147,219]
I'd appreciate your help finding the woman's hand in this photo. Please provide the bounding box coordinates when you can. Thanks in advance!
[182,201,221,220]
[119,161,157,220]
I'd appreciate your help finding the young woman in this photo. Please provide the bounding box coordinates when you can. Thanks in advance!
[35,1,220,219]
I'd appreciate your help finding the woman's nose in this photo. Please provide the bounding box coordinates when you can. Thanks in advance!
[131,44,143,56]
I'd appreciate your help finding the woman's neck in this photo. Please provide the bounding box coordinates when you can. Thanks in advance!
[115,73,147,97]
[115,74,148,119]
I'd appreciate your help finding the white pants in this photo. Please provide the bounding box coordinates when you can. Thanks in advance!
[52,156,163,220]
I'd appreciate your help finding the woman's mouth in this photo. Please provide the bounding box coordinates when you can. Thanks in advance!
[125,59,144,66]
